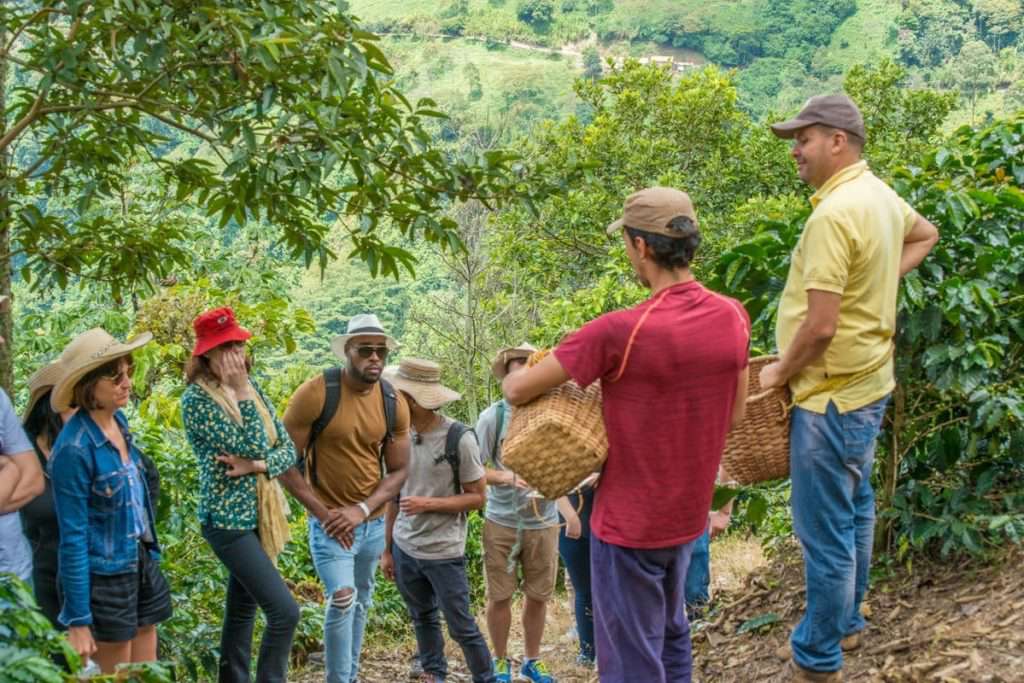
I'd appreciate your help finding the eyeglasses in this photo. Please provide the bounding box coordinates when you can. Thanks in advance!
[100,365,135,384]
[355,345,389,360]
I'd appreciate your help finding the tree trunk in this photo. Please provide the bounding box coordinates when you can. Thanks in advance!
[0,8,13,396]
[875,383,905,552]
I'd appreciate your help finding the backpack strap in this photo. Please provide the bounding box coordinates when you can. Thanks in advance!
[442,422,475,495]
[306,367,343,488]
[378,378,398,476]
[492,400,505,466]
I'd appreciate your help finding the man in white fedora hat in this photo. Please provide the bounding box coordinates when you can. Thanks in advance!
[378,358,494,683]
[280,313,410,683]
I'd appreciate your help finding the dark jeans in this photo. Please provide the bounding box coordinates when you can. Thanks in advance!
[558,530,594,662]
[202,526,300,683]
[591,535,696,683]
[393,545,496,683]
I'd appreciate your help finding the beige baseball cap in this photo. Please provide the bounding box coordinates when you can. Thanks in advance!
[606,187,699,238]
[770,94,866,141]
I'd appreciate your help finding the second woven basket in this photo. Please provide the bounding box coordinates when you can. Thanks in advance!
[720,355,792,485]
[501,379,608,500]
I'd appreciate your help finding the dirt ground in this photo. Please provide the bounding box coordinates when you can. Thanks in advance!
[297,536,1024,682]
[693,541,1024,683]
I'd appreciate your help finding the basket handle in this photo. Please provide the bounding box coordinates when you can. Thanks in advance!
[748,388,791,424]
[609,286,673,383]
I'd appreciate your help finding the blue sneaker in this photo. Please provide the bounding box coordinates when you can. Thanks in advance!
[519,658,555,683]
[494,657,512,683]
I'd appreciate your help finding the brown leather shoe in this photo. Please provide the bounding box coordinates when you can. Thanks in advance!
[786,660,843,682]
[839,632,862,652]
[776,633,862,662]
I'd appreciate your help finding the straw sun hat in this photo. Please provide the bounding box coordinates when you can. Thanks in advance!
[383,358,461,411]
[50,328,153,412]
[22,359,67,420]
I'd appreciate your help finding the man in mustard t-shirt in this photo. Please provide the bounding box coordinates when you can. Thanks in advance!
[279,314,411,683]
[760,95,938,682]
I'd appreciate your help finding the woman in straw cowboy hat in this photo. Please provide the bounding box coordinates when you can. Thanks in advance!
[379,358,494,683]
[49,327,172,673]
[180,307,298,683]
[21,350,162,633]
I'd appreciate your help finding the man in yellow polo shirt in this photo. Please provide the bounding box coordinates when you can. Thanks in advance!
[760,95,939,682]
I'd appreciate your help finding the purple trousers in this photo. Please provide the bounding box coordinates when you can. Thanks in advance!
[591,535,697,683]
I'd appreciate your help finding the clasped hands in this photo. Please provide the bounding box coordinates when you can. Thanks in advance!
[319,505,367,548]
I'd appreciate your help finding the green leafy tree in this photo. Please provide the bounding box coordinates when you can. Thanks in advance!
[974,0,1024,49]
[0,1,571,392]
[945,39,1000,122]
[582,45,603,80]
[516,0,555,25]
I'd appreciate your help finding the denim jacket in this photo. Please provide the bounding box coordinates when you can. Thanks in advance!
[49,410,160,628]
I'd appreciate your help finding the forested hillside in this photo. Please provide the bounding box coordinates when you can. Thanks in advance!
[2,1,1022,681]
[346,0,1023,123]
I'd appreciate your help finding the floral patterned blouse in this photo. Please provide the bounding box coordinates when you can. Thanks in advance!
[180,381,295,530]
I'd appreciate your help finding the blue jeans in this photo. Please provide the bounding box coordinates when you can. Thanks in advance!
[558,528,594,662]
[789,396,888,673]
[309,516,387,683]
[393,545,495,683]
[591,535,696,683]
[683,527,710,609]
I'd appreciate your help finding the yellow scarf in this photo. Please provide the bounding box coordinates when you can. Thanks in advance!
[196,379,291,562]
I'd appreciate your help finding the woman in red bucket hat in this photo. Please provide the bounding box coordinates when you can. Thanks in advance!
[180,307,299,683]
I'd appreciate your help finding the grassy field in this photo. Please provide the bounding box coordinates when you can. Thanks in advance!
[383,36,581,135]
[816,0,901,73]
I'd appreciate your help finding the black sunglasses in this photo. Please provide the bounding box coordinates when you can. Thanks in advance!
[100,363,135,384]
[355,345,389,360]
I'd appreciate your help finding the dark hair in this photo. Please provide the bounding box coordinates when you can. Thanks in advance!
[23,388,63,451]
[625,215,701,270]
[73,357,133,411]
[185,341,252,384]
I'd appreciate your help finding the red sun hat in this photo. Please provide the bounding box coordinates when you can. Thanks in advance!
[192,307,252,357]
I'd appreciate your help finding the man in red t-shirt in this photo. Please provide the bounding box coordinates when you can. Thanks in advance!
[503,187,750,683]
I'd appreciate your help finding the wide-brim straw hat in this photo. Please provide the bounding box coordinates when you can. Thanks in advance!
[50,328,153,412]
[491,342,538,380]
[330,313,399,360]
[22,359,66,420]
[383,358,461,410]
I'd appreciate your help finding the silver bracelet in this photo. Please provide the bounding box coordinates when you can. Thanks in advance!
[356,501,371,520]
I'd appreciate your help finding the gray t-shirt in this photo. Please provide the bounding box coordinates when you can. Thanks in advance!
[475,400,558,530]
[393,417,486,560]
[0,389,35,581]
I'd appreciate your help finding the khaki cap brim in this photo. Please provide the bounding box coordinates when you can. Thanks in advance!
[606,218,624,236]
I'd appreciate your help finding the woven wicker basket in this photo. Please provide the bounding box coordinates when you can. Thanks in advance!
[721,355,792,485]
[501,380,608,500]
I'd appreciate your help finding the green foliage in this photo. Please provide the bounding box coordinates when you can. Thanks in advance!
[517,0,555,24]
[0,576,172,682]
[1,0,577,303]
[883,114,1024,557]
[582,46,603,80]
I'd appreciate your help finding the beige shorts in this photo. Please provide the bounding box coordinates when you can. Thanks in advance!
[483,519,559,603]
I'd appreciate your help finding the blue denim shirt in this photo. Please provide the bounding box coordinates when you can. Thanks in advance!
[49,410,160,628]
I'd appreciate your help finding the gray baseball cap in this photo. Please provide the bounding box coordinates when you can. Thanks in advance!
[770,94,865,141]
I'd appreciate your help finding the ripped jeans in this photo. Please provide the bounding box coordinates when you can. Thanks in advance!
[309,516,387,683]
